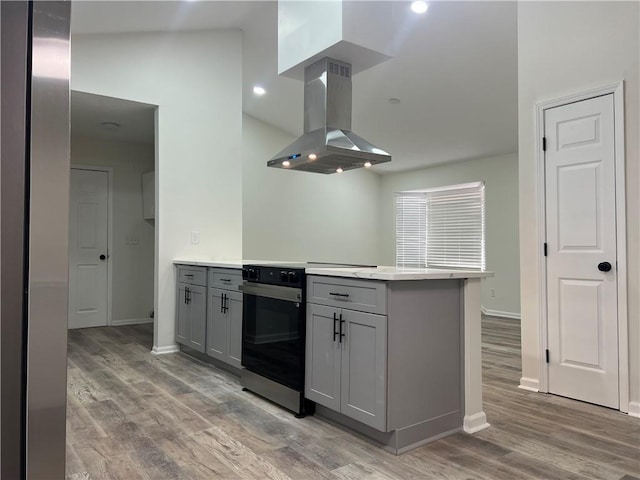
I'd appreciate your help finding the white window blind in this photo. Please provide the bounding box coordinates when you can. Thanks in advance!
[395,182,485,270]
[395,193,427,268]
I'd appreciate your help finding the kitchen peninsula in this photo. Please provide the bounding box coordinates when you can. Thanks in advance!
[174,260,492,454]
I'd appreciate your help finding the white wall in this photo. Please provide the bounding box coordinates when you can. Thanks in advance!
[71,135,154,324]
[379,154,520,316]
[242,114,382,264]
[72,31,243,350]
[518,2,640,407]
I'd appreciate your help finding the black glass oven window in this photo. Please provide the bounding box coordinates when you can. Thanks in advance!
[242,293,304,390]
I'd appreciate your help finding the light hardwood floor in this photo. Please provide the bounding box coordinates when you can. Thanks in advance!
[66,317,640,480]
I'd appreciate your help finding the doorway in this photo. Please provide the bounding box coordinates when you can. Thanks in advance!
[538,84,628,411]
[69,91,156,330]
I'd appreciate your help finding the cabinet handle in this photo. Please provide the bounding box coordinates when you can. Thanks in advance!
[220,278,231,283]
[224,294,229,313]
[329,292,350,298]
[184,287,188,304]
[186,287,191,305]
[220,293,224,313]
[333,312,338,342]
[184,274,194,278]
[339,313,345,343]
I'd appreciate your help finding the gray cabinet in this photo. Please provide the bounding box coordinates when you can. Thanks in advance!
[175,279,207,353]
[306,304,342,411]
[339,308,386,430]
[206,268,243,369]
[306,303,387,431]
[307,275,465,454]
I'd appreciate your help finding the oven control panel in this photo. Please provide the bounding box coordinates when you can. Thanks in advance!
[242,265,304,288]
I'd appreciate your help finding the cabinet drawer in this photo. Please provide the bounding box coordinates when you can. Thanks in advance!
[307,276,386,315]
[177,265,207,286]
[208,268,243,291]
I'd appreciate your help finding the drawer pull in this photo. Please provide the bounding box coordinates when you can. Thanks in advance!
[184,274,194,278]
[329,292,350,298]
[220,278,232,282]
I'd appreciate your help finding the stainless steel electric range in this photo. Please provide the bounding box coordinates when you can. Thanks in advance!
[239,262,370,417]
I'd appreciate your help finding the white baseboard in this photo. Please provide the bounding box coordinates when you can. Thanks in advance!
[518,377,540,392]
[481,306,521,320]
[463,412,490,434]
[111,318,153,326]
[151,344,179,355]
[628,401,640,418]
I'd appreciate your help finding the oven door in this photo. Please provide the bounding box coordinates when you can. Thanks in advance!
[241,283,305,391]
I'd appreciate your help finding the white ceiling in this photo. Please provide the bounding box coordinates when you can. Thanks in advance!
[71,1,518,173]
[71,91,155,144]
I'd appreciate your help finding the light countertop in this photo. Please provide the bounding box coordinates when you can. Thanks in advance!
[305,266,493,281]
[173,259,300,269]
[174,259,492,281]
[174,259,244,268]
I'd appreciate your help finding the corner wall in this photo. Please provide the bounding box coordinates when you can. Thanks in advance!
[518,1,639,407]
[242,114,382,265]
[71,135,154,324]
[71,31,243,350]
[379,153,520,316]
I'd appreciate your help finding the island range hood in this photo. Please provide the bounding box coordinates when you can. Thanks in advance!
[268,57,391,174]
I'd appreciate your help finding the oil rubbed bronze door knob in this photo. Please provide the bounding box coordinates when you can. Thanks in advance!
[597,262,612,272]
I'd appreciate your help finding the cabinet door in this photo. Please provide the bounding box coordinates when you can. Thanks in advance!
[305,304,341,411]
[206,287,227,360]
[175,282,190,346]
[188,285,207,353]
[340,310,387,431]
[226,291,243,369]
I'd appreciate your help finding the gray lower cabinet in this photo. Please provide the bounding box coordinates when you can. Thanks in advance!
[307,275,464,454]
[175,281,207,353]
[306,303,387,431]
[206,268,243,369]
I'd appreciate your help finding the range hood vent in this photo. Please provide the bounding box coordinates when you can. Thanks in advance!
[268,57,391,174]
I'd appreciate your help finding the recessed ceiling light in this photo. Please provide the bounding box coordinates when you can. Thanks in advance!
[253,85,266,96]
[308,153,317,160]
[336,168,344,173]
[388,98,401,105]
[364,162,372,168]
[411,1,428,14]
[101,121,121,131]
[282,160,291,167]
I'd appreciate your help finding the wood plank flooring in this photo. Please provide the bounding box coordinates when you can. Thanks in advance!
[66,317,640,480]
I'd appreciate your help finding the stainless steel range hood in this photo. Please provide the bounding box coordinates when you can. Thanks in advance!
[268,58,391,174]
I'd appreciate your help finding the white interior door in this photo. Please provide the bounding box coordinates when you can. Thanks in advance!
[544,94,619,409]
[68,168,109,329]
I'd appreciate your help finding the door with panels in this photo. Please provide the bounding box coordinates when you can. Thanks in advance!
[68,168,109,329]
[340,309,387,429]
[544,93,619,408]
[306,303,342,410]
[306,302,387,430]
[175,265,207,353]
[206,268,244,368]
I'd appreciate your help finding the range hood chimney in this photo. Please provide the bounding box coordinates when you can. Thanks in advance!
[268,58,391,174]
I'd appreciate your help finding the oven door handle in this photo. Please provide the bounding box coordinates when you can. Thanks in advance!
[239,283,302,303]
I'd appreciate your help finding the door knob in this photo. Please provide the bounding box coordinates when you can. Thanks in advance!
[99,254,106,261]
[597,262,612,272]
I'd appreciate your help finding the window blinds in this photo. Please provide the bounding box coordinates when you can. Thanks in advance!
[395,183,485,270]
[395,193,427,268]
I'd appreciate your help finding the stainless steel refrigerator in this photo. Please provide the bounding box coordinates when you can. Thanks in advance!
[1,1,71,478]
